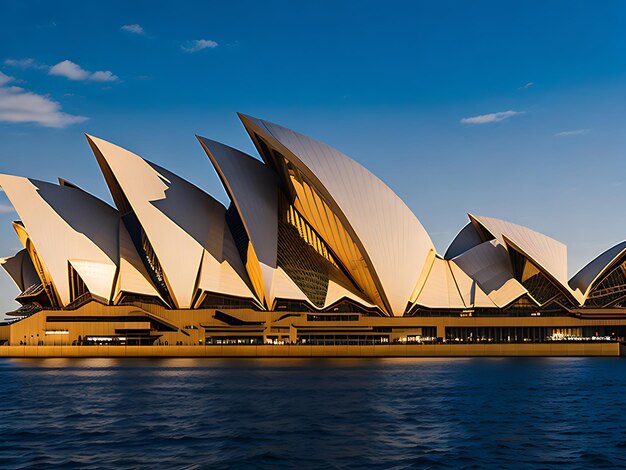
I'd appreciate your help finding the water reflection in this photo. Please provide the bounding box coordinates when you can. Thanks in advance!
[1,358,626,468]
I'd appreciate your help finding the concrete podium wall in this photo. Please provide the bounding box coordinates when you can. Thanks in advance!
[0,342,620,358]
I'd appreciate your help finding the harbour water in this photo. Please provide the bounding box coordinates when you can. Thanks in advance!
[1,357,625,468]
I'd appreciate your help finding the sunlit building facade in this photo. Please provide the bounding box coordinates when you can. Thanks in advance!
[2,114,626,348]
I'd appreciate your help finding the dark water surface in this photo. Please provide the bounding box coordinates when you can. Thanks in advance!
[1,357,626,469]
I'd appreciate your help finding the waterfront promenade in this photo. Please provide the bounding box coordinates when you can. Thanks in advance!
[0,342,621,358]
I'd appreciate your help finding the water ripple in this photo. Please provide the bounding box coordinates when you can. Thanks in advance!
[1,357,626,468]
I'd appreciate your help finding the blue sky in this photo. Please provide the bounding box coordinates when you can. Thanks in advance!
[0,1,625,313]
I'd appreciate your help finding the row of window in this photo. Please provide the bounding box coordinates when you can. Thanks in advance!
[445,326,626,342]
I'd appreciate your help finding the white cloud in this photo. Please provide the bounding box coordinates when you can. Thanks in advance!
[121,24,145,34]
[460,110,523,124]
[49,60,89,80]
[0,72,87,128]
[521,82,534,89]
[89,70,118,82]
[5,57,118,82]
[49,60,118,82]
[555,129,590,137]
[181,39,218,52]
[4,58,47,70]
[0,204,14,214]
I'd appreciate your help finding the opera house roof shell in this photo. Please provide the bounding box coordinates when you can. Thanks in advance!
[2,114,626,317]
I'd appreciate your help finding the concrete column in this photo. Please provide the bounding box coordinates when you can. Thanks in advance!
[437,324,445,339]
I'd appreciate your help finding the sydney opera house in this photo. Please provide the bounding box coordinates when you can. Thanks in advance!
[1,113,626,352]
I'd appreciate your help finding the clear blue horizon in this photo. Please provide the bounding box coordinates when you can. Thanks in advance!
[1,1,625,313]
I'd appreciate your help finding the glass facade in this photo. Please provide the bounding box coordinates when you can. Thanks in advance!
[446,326,626,342]
[273,299,315,312]
[586,259,626,307]
[68,265,88,303]
[298,334,390,345]
[447,327,563,343]
[122,212,173,305]
[204,336,263,345]
[277,202,365,309]
[118,294,165,307]
[225,204,249,265]
[509,249,562,306]
[323,298,382,315]
[306,314,359,322]
[198,292,261,310]
[409,295,572,317]
[277,220,331,307]
[23,235,58,308]
[284,205,340,268]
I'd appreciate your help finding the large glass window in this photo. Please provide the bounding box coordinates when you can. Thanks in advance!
[509,249,562,305]
[586,260,626,307]
[277,202,365,309]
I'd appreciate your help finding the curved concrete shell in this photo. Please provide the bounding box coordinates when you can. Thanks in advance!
[448,261,498,308]
[86,135,257,309]
[0,175,119,306]
[198,136,374,311]
[414,254,502,309]
[444,223,483,260]
[114,223,164,304]
[197,137,280,307]
[238,114,435,316]
[269,266,314,308]
[469,215,567,285]
[0,249,38,292]
[570,241,626,298]
[452,240,527,308]
[468,214,584,305]
[198,137,278,268]
[324,279,377,310]
[413,257,466,309]
[3,113,624,323]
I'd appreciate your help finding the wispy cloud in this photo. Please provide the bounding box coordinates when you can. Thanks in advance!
[181,39,218,52]
[1,73,13,87]
[90,70,117,81]
[121,24,145,35]
[0,71,87,128]
[555,129,590,137]
[49,60,89,80]
[6,57,118,82]
[520,81,534,89]
[49,60,118,82]
[460,110,523,124]
[37,21,57,29]
[4,57,47,70]
[0,204,15,214]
